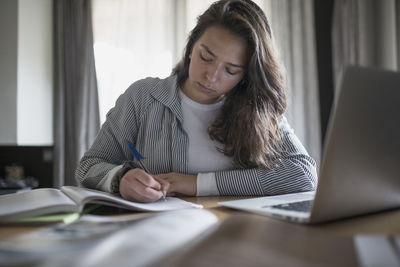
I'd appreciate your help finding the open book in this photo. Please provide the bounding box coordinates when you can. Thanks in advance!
[0,186,202,222]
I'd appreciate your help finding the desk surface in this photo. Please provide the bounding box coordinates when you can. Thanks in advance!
[2,196,400,241]
[185,196,400,235]
[1,196,400,267]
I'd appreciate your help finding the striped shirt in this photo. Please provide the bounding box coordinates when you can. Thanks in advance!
[75,75,318,196]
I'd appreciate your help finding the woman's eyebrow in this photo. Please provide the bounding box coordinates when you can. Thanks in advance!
[200,44,245,69]
[200,44,216,57]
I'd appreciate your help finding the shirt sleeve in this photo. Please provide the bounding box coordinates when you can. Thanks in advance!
[75,82,142,192]
[95,165,123,192]
[214,117,318,196]
[196,172,220,196]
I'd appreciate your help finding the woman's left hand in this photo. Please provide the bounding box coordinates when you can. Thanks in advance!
[153,173,197,197]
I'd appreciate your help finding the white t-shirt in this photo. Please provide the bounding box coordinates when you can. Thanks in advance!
[179,90,233,196]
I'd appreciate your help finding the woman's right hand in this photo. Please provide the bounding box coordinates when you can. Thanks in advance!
[119,168,169,203]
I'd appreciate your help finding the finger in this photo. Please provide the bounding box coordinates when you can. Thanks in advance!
[136,173,162,190]
[154,177,169,196]
[153,174,168,181]
[130,179,163,202]
[120,174,161,203]
[153,174,170,197]
[142,186,165,201]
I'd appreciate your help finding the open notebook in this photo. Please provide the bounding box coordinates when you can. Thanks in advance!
[0,186,202,222]
[219,66,400,223]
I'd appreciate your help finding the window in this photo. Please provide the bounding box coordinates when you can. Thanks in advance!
[92,0,214,123]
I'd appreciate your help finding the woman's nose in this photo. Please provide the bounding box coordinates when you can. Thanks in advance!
[206,64,220,83]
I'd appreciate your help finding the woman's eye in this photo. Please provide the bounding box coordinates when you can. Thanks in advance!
[200,53,212,62]
[226,69,239,75]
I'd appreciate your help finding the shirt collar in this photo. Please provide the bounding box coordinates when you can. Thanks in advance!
[149,75,184,122]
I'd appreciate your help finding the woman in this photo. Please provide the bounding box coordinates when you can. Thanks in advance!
[76,0,317,202]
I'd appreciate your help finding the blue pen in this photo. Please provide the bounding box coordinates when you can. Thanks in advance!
[127,144,166,201]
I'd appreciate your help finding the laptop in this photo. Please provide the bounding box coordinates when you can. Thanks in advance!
[219,66,400,223]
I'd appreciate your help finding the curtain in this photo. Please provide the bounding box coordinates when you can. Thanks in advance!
[332,0,400,94]
[263,0,321,167]
[54,0,100,187]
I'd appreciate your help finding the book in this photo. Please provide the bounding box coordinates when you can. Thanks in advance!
[0,209,218,266]
[0,186,202,222]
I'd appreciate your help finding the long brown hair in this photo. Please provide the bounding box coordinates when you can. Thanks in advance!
[173,0,286,169]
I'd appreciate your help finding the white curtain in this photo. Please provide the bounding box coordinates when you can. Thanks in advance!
[92,0,321,166]
[92,0,174,123]
[92,0,215,123]
[263,0,321,167]
[332,0,400,95]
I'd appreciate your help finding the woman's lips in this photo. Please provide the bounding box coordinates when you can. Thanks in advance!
[198,82,215,93]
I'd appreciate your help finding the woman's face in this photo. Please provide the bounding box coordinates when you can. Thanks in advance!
[182,26,249,104]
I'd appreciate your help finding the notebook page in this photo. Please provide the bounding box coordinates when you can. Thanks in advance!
[61,186,203,212]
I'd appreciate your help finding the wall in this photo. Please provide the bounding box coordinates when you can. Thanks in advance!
[0,0,53,146]
[0,0,18,144]
[17,0,53,145]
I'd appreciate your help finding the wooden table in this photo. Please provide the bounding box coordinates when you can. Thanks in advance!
[165,197,400,267]
[184,196,400,235]
[1,196,400,266]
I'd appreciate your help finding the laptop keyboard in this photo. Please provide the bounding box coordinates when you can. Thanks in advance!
[269,200,314,212]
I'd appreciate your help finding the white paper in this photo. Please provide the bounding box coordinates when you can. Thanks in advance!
[62,186,203,211]
[354,235,400,267]
[0,209,218,267]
